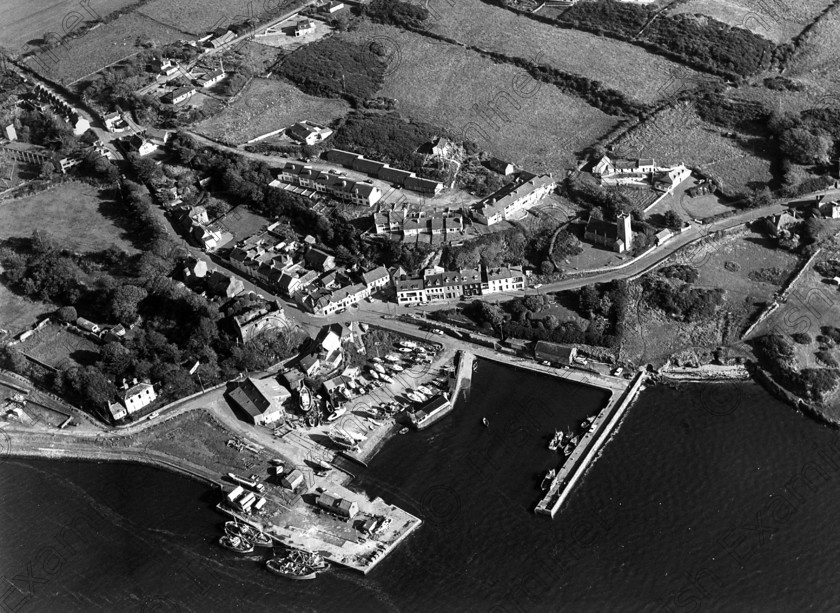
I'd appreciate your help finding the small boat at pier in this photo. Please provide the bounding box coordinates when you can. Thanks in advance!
[541,468,556,491]
[482,417,489,428]
[548,429,564,451]
[219,534,254,554]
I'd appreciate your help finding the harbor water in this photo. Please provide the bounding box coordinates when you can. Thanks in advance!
[3,359,840,611]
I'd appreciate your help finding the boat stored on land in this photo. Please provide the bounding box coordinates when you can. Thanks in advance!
[298,386,313,413]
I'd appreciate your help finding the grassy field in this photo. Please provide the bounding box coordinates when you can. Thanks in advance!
[622,230,800,365]
[25,12,186,84]
[194,77,350,143]
[0,182,138,253]
[786,3,840,98]
[613,102,774,194]
[668,0,832,43]
[19,323,100,370]
[0,0,140,50]
[339,23,618,172]
[406,0,707,104]
[0,286,52,338]
[138,0,267,35]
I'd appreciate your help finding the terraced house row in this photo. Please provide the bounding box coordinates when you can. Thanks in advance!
[395,264,526,306]
[276,162,383,206]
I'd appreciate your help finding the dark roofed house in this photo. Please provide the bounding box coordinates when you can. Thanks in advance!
[361,265,390,290]
[405,175,444,195]
[227,377,290,426]
[353,157,387,177]
[378,166,414,185]
[534,341,577,365]
[485,157,515,176]
[304,247,336,272]
[325,149,361,167]
[316,491,359,518]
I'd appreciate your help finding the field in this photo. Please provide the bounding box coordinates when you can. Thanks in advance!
[0,285,52,338]
[0,182,138,253]
[786,4,840,98]
[0,0,140,51]
[405,0,707,104]
[138,0,267,35]
[339,24,619,172]
[194,78,350,143]
[668,0,832,43]
[25,12,187,84]
[19,323,100,370]
[613,102,774,194]
[622,230,800,365]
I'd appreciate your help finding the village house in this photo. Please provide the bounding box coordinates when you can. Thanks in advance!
[227,376,290,426]
[583,213,633,254]
[164,86,196,105]
[277,162,382,206]
[320,1,345,14]
[299,354,320,377]
[304,247,336,272]
[395,264,525,305]
[655,228,674,246]
[103,111,126,132]
[207,28,235,48]
[106,379,157,420]
[482,265,526,295]
[287,120,333,145]
[473,172,556,225]
[197,69,226,88]
[207,270,244,298]
[124,134,158,156]
[485,157,516,176]
[361,265,390,291]
[294,19,316,36]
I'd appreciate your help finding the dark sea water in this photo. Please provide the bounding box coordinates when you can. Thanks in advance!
[3,360,840,612]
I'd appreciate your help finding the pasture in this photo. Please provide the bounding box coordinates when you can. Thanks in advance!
[138,0,270,35]
[339,24,619,172]
[668,0,831,44]
[613,102,774,195]
[0,0,138,51]
[785,3,840,98]
[24,12,186,83]
[19,323,100,370]
[406,0,707,104]
[0,182,138,253]
[194,77,350,144]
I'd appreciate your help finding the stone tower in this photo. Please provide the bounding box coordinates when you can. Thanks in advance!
[617,213,632,251]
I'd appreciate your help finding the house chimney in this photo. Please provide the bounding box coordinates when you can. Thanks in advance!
[122,378,128,390]
[132,378,138,385]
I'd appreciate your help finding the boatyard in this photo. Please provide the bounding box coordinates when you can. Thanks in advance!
[216,480,422,575]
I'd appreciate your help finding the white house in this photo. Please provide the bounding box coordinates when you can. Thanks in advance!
[123,381,157,415]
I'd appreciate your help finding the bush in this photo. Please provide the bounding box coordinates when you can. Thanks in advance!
[56,306,78,323]
[658,264,699,284]
[815,350,838,367]
[791,332,812,345]
[279,39,385,102]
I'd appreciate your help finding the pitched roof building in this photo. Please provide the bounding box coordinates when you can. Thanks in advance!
[227,377,290,426]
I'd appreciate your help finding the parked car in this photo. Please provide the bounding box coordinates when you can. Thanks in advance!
[612,367,624,377]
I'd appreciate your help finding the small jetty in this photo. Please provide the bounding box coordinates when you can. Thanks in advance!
[535,372,646,518]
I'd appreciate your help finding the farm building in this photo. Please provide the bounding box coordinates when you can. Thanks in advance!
[122,381,156,414]
[197,69,226,88]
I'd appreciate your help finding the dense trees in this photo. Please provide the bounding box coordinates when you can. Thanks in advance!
[365,0,430,28]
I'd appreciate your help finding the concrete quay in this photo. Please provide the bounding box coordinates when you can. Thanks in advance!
[216,482,422,575]
[535,371,646,518]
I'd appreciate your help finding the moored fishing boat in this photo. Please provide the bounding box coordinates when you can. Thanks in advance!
[298,385,313,413]
[219,534,254,554]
